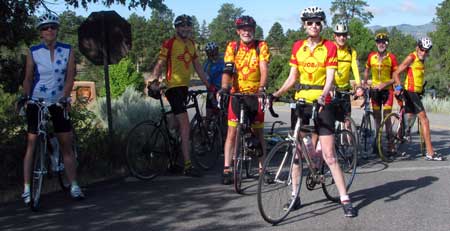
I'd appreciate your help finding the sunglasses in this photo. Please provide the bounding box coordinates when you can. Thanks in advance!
[306,21,321,26]
[40,25,58,31]
[335,33,348,37]
[176,22,192,27]
[419,47,430,53]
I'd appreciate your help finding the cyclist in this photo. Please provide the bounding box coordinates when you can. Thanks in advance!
[203,41,224,117]
[149,14,210,177]
[220,15,270,185]
[18,12,84,204]
[393,37,445,161]
[332,22,362,128]
[271,6,356,217]
[363,33,399,154]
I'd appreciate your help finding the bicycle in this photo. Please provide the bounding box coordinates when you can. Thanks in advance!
[257,98,357,224]
[264,120,288,151]
[224,92,266,194]
[23,99,76,211]
[126,89,221,180]
[376,91,425,162]
[333,90,360,157]
[355,88,376,158]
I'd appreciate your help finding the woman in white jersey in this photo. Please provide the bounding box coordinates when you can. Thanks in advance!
[19,12,84,204]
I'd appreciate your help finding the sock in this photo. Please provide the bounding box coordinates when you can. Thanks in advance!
[340,195,350,203]
[223,166,231,173]
[24,184,30,193]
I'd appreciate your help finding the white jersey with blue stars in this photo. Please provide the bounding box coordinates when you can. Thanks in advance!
[30,42,71,103]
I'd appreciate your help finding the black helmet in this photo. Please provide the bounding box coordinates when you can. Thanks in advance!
[235,15,256,29]
[174,14,192,27]
[300,6,326,22]
[205,42,219,55]
[417,37,432,51]
[147,80,161,99]
[375,33,389,42]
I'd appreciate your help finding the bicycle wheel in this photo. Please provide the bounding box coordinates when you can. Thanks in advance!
[322,130,357,202]
[58,133,78,191]
[190,119,220,170]
[377,113,403,162]
[233,125,244,194]
[418,119,426,156]
[344,116,359,151]
[358,111,376,156]
[30,137,46,211]
[126,120,169,180]
[257,140,303,224]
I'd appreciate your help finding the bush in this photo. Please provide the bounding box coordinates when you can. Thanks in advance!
[422,95,450,114]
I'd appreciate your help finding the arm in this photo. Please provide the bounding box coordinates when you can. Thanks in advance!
[62,49,75,98]
[273,66,298,98]
[23,50,34,97]
[193,58,210,88]
[258,60,269,90]
[151,59,165,83]
[322,68,336,98]
[351,49,361,86]
[393,55,413,88]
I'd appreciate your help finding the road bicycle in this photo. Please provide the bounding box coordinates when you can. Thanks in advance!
[257,98,357,224]
[355,88,376,158]
[126,89,221,180]
[333,90,360,158]
[23,99,77,211]
[377,91,425,162]
[224,92,266,194]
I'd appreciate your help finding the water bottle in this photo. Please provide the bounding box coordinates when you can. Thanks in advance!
[303,136,314,157]
[314,141,323,169]
[49,137,61,172]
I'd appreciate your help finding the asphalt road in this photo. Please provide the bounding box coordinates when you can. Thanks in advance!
[1,103,449,231]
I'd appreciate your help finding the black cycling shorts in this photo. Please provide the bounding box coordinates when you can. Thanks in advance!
[403,91,425,114]
[335,91,351,122]
[295,103,336,136]
[165,86,189,115]
[26,104,72,134]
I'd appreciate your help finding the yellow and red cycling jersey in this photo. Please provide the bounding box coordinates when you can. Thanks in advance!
[404,51,425,93]
[158,35,198,88]
[223,40,270,93]
[289,39,338,103]
[334,44,361,90]
[365,51,398,89]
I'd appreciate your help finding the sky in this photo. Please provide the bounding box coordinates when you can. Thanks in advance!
[47,0,442,35]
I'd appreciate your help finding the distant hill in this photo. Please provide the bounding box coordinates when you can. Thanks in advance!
[369,22,436,38]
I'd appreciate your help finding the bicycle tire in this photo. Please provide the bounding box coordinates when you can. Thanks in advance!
[322,130,357,202]
[233,125,244,194]
[257,140,303,224]
[190,119,220,170]
[358,111,376,156]
[245,151,260,179]
[126,120,169,180]
[377,113,402,162]
[344,116,359,152]
[30,136,46,211]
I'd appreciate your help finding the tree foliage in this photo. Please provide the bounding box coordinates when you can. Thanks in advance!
[266,22,285,51]
[208,3,244,49]
[99,58,143,98]
[330,0,374,25]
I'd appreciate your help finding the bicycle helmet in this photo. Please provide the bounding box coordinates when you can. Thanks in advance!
[205,42,219,55]
[333,22,348,34]
[375,33,389,42]
[147,80,161,99]
[37,12,60,29]
[417,37,432,51]
[235,15,256,29]
[174,14,193,27]
[300,6,326,22]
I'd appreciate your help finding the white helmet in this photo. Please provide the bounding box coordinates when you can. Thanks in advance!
[417,37,432,51]
[37,12,60,29]
[300,6,326,22]
[333,22,348,34]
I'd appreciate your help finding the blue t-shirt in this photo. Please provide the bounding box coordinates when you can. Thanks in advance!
[203,54,224,89]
